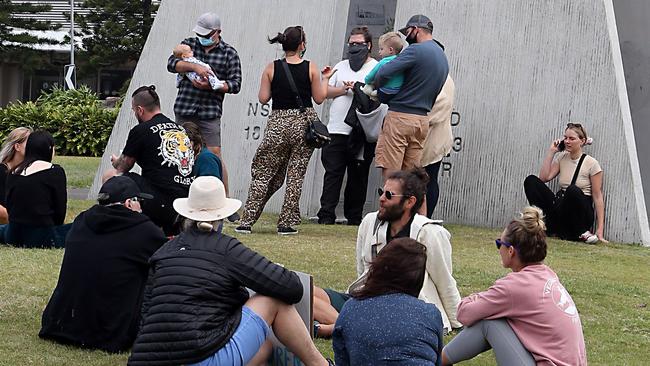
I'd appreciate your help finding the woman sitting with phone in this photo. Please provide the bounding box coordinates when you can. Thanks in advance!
[523,123,605,243]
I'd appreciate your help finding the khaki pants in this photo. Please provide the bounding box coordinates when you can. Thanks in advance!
[375,110,429,171]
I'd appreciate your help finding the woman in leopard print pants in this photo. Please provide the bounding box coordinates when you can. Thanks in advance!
[237,26,335,235]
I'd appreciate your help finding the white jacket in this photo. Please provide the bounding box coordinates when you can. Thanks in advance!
[349,212,462,331]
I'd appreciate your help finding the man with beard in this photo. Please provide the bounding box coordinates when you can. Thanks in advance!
[370,14,449,178]
[315,26,378,226]
[105,85,195,235]
[312,168,462,336]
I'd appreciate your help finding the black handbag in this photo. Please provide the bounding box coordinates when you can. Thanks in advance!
[281,60,330,148]
[554,153,586,208]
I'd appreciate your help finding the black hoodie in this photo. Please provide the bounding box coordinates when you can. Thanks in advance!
[39,204,167,353]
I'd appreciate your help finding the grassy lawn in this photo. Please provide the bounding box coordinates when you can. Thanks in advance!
[53,156,101,189]
[1,157,648,365]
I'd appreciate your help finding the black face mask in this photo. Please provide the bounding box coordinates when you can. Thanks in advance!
[348,44,369,71]
[405,29,418,45]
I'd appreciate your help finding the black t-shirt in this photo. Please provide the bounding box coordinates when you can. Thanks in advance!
[0,163,7,206]
[122,113,195,198]
[271,59,313,110]
[386,215,415,243]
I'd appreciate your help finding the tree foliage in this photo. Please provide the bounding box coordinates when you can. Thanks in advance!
[0,0,60,47]
[78,0,156,71]
[0,0,62,72]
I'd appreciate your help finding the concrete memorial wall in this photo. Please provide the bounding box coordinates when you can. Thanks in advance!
[393,0,649,245]
[93,0,649,244]
[91,0,350,217]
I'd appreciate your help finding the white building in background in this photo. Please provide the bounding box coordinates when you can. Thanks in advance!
[0,0,159,106]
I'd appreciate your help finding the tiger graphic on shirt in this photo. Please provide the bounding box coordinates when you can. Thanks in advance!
[158,129,194,177]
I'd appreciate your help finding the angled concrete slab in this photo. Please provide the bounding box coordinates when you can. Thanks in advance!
[91,0,350,217]
[395,0,649,244]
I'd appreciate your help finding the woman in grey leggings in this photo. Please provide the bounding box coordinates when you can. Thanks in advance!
[442,206,587,366]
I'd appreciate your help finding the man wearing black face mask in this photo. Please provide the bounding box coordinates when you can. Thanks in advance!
[167,12,242,219]
[315,27,378,226]
[371,15,449,179]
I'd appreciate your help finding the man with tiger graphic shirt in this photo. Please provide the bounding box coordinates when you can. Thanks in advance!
[106,85,195,235]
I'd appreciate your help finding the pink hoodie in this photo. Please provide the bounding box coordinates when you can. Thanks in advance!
[457,264,587,366]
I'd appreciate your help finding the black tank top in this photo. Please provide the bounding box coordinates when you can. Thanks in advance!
[271,59,313,110]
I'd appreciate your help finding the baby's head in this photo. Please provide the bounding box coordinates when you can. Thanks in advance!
[378,32,404,58]
[173,44,193,59]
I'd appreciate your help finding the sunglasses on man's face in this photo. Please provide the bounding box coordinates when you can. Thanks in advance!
[495,238,516,250]
[377,188,407,200]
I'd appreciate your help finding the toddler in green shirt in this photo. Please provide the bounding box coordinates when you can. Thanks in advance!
[363,32,405,102]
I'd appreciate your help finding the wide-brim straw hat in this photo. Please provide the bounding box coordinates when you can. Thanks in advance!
[173,176,241,222]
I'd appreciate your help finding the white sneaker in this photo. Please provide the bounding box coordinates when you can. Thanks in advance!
[579,231,598,244]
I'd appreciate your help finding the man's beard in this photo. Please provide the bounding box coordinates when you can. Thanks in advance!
[378,201,406,222]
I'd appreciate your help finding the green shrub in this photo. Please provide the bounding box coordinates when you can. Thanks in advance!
[0,86,119,157]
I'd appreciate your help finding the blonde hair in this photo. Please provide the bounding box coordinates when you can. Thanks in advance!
[173,44,192,58]
[379,32,404,54]
[504,206,547,263]
[0,127,32,165]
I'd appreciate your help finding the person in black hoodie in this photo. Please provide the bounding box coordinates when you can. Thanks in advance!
[39,176,167,353]
[128,176,331,366]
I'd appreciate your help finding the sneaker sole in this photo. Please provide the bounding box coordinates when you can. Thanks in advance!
[234,229,252,234]
[278,231,298,235]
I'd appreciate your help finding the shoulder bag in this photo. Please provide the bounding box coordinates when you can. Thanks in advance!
[554,153,586,207]
[281,60,330,148]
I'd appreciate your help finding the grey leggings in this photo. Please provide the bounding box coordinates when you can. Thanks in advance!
[443,319,535,366]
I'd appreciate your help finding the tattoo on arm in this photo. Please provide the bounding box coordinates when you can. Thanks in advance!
[113,155,136,173]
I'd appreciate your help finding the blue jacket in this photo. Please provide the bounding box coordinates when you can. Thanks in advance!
[373,40,448,116]
[333,293,444,366]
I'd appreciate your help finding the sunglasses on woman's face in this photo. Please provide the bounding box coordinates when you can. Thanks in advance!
[377,188,406,200]
[495,238,515,250]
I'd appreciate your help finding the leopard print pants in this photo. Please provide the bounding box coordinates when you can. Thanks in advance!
[240,108,316,228]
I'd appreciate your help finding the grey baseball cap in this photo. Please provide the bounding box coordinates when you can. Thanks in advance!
[399,14,434,35]
[193,12,221,35]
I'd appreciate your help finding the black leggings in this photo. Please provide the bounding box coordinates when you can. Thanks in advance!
[523,175,594,240]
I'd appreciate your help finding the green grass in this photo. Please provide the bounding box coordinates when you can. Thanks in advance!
[2,157,648,365]
[0,202,648,366]
[53,156,100,188]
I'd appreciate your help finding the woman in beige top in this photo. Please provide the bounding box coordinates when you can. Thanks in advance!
[523,123,606,243]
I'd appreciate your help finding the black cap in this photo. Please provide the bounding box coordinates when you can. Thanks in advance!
[98,176,153,204]
[399,14,434,35]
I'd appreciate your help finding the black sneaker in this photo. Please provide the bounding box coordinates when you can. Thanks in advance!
[327,358,335,366]
[234,225,251,234]
[277,226,298,235]
[227,212,240,223]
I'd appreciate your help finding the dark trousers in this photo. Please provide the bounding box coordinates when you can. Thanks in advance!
[124,172,179,236]
[1,222,71,248]
[317,134,374,225]
[424,161,442,218]
[523,175,594,240]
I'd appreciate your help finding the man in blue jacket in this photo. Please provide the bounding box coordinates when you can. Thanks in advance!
[371,14,449,178]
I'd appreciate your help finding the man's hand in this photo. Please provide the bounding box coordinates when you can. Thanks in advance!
[111,154,136,173]
[110,154,119,168]
[342,81,354,91]
[191,77,212,90]
[194,64,214,80]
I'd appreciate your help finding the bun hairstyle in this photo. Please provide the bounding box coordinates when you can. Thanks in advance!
[268,26,305,52]
[504,206,547,264]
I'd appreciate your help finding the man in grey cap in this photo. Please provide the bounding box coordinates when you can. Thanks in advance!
[167,12,242,217]
[369,14,449,179]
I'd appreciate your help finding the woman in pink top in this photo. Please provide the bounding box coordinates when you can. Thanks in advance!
[441,206,587,366]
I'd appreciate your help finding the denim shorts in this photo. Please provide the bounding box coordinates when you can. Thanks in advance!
[189,306,270,366]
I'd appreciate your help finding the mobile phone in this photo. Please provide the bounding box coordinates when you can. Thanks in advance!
[557,140,565,151]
